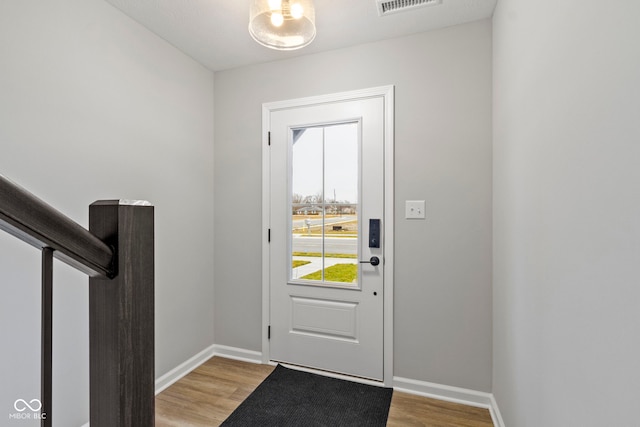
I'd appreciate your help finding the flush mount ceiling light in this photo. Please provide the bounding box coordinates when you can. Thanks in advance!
[249,0,316,51]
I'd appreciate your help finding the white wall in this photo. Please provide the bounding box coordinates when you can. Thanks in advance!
[0,1,214,426]
[493,1,640,425]
[214,20,493,391]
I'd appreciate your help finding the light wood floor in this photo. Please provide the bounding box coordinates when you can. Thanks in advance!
[156,356,493,427]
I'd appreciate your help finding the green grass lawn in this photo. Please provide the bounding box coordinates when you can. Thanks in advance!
[292,252,357,259]
[301,263,358,283]
[292,260,311,268]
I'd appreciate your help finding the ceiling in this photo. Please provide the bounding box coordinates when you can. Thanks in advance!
[103,0,497,72]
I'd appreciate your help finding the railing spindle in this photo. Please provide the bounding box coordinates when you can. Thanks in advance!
[41,247,53,427]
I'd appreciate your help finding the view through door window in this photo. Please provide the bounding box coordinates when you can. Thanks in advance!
[290,122,359,286]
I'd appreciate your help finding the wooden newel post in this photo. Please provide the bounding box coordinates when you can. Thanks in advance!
[89,200,154,427]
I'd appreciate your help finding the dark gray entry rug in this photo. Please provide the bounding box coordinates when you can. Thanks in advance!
[221,364,393,426]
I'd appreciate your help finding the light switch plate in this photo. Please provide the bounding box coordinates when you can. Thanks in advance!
[405,200,426,219]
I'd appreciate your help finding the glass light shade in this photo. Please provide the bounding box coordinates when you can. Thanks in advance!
[249,0,316,51]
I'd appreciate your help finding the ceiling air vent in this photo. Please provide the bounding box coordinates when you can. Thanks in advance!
[376,0,443,16]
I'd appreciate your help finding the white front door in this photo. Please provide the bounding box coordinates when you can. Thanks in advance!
[265,88,392,381]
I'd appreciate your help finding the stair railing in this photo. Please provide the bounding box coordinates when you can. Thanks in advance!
[0,174,154,427]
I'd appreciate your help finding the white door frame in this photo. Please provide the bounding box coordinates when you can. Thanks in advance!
[261,85,394,386]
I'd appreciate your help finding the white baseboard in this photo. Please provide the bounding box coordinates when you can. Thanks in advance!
[393,376,504,427]
[154,344,217,394]
[154,344,262,396]
[211,344,262,364]
[489,394,506,427]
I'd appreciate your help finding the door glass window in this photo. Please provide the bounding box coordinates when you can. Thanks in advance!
[290,122,359,286]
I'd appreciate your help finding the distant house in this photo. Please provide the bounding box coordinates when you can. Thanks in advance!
[295,205,323,215]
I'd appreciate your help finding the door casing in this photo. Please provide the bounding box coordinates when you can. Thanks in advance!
[261,85,395,386]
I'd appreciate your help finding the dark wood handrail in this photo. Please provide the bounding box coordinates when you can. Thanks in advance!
[0,175,114,278]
